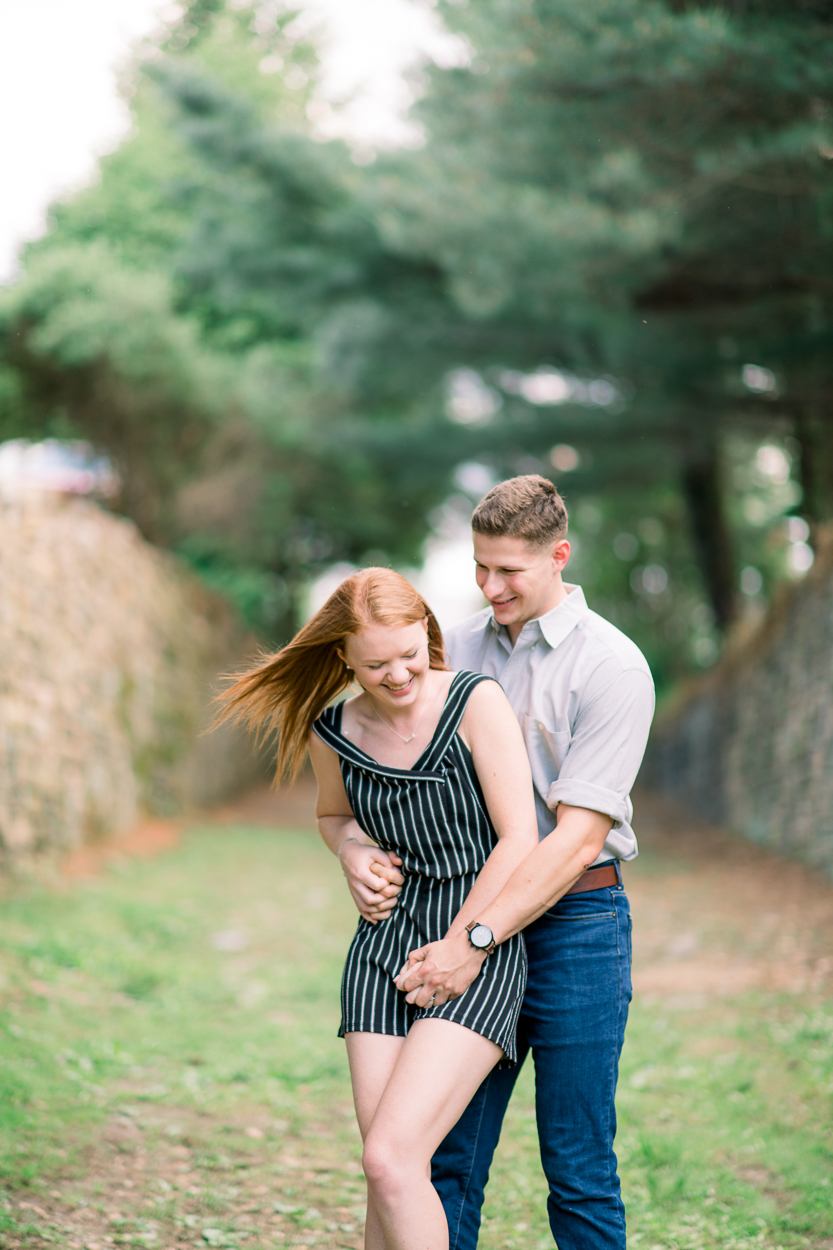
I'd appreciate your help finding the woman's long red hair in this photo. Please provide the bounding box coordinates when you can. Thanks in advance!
[215,567,448,783]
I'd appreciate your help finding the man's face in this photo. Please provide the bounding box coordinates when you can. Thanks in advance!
[473,532,570,638]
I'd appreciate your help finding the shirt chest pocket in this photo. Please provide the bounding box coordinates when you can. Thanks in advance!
[521,714,572,793]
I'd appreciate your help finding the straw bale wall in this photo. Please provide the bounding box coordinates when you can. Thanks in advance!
[645,546,833,878]
[0,496,265,866]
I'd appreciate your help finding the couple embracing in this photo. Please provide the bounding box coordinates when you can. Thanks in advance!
[222,474,655,1250]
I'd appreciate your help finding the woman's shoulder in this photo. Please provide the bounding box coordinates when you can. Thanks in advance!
[311,699,349,742]
[452,673,509,754]
[312,703,338,730]
[456,672,508,714]
[314,690,364,727]
[451,670,502,694]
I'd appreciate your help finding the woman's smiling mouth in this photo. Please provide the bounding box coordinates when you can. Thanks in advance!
[384,675,415,693]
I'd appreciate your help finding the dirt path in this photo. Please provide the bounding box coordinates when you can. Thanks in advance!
[5,784,832,1250]
[59,781,318,881]
[628,788,833,1000]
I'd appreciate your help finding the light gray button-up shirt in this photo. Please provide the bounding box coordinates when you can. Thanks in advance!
[445,585,655,862]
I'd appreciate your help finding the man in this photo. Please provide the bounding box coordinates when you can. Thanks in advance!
[394,474,655,1249]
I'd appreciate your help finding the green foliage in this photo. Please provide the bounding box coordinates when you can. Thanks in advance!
[409,0,833,329]
[373,0,833,638]
[0,1,466,637]
[0,241,225,539]
[37,3,315,272]
[3,0,833,667]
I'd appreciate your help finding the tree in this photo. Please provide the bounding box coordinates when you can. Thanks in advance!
[5,0,832,683]
[0,243,223,539]
[0,2,466,636]
[366,0,833,635]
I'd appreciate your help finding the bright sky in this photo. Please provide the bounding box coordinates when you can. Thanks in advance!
[0,0,458,280]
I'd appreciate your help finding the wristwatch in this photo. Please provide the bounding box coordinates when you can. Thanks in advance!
[465,920,496,956]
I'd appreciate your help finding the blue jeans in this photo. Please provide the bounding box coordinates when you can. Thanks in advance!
[432,883,632,1250]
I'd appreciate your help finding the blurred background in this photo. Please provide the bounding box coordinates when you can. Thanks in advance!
[5,0,833,868]
[1,7,833,1248]
[4,0,831,677]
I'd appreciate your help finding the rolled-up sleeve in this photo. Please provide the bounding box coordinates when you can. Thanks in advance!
[547,667,655,826]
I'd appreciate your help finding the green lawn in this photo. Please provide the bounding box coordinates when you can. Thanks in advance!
[0,826,831,1248]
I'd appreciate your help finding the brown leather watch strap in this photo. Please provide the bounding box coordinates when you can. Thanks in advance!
[465,920,496,955]
[564,864,619,895]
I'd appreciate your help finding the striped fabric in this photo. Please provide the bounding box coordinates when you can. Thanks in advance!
[313,671,527,1063]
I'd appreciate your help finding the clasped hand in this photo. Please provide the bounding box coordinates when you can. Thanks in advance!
[393,934,486,1008]
[339,840,404,924]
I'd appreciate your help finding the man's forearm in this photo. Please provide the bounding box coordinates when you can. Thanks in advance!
[443,832,538,940]
[396,806,612,1007]
[478,805,612,943]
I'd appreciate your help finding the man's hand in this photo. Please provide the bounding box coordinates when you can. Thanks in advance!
[393,933,485,1006]
[339,841,404,924]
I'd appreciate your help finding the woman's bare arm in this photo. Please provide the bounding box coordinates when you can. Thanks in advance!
[308,731,404,924]
[445,679,539,932]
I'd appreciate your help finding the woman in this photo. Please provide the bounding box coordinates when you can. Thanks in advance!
[218,568,538,1250]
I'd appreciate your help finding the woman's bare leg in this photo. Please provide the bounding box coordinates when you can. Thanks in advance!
[360,1019,502,1250]
[345,1033,406,1250]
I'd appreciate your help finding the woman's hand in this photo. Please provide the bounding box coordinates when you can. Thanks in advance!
[340,841,404,924]
[393,935,485,1006]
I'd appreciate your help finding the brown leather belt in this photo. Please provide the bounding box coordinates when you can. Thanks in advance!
[564,863,619,895]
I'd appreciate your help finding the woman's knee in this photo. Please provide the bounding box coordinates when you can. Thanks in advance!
[362,1129,413,1199]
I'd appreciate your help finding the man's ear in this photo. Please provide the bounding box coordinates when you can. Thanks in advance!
[552,539,571,573]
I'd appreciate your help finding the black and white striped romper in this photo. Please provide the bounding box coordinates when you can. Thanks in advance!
[312,670,527,1063]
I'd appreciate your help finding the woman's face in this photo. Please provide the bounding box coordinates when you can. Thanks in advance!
[342,619,431,708]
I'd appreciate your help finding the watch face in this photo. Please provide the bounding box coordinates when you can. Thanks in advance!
[470,924,493,949]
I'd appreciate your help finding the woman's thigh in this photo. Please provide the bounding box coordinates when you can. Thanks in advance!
[345,1031,406,1139]
[367,1019,502,1162]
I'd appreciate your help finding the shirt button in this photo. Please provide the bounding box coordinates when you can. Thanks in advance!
[537,722,545,731]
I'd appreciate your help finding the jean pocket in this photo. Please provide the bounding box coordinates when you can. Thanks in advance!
[544,889,621,922]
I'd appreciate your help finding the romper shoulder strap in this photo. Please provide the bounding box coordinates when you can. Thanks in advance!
[420,671,498,771]
[311,703,365,767]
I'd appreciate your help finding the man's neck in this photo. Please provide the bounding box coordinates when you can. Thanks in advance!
[506,579,571,646]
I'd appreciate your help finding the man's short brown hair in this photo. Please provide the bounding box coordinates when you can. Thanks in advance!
[471,474,568,548]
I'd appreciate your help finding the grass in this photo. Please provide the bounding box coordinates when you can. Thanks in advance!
[485,1000,833,1249]
[0,825,831,1249]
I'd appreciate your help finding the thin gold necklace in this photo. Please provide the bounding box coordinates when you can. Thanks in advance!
[370,682,434,744]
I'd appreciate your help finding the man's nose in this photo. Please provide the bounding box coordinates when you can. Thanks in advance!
[481,571,504,599]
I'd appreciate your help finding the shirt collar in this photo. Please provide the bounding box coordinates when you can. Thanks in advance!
[537,584,588,647]
[487,583,588,650]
